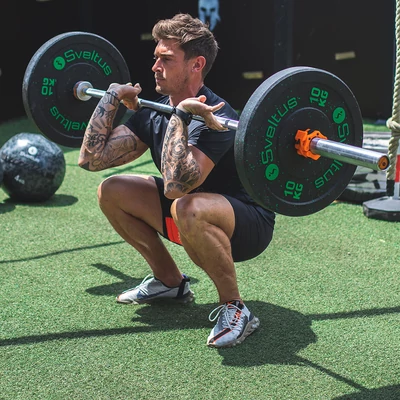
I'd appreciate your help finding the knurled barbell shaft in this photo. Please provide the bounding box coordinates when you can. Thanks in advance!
[75,81,389,171]
[77,82,239,130]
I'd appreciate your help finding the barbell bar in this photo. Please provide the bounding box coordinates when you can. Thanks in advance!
[21,31,390,216]
[74,80,389,172]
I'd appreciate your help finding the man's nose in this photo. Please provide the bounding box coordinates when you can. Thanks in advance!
[152,59,162,72]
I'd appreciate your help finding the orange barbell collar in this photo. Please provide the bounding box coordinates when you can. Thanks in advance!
[295,129,328,160]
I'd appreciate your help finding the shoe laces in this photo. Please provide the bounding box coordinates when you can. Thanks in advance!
[121,275,159,295]
[139,274,154,286]
[130,274,156,294]
[208,302,244,331]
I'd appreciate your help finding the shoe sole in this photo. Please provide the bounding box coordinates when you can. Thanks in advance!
[207,317,260,348]
[116,290,195,305]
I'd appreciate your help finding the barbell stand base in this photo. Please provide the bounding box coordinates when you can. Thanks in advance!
[363,196,400,222]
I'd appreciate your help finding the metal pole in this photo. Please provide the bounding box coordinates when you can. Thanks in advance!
[76,81,389,172]
[310,138,389,171]
[81,83,239,129]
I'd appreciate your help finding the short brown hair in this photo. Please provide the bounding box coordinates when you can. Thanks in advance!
[152,13,219,78]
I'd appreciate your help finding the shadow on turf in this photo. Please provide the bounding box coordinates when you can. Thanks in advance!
[332,385,400,399]
[85,263,199,296]
[0,201,15,214]
[298,356,400,398]
[332,385,400,400]
[0,241,124,265]
[84,267,315,363]
[1,194,78,208]
[0,300,315,364]
[1,298,399,393]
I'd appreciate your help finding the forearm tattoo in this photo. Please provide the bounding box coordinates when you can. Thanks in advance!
[80,90,139,170]
[80,133,139,171]
[161,116,201,194]
[83,90,120,152]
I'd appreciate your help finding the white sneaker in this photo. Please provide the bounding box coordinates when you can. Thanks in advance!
[116,274,194,305]
[207,300,260,347]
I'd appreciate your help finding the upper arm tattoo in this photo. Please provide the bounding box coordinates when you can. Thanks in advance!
[161,116,201,194]
[91,128,140,170]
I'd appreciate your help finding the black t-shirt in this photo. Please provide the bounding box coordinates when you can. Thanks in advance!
[124,85,273,215]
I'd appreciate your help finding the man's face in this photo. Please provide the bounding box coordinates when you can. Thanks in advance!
[152,39,191,96]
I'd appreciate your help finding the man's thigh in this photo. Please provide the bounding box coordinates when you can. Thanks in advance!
[154,177,234,244]
[100,174,164,234]
[153,177,273,260]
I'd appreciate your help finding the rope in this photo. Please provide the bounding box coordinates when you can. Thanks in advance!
[385,0,400,193]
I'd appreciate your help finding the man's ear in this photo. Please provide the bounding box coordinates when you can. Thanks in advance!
[192,56,206,72]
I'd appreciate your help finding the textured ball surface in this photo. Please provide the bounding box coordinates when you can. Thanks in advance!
[0,133,66,202]
[0,158,3,187]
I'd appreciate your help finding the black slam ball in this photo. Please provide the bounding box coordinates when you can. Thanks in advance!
[0,133,66,202]
[0,158,3,187]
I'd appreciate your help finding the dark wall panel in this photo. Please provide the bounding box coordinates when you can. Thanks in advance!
[292,0,395,120]
[2,0,395,125]
[88,1,274,111]
[208,1,274,111]
[0,0,274,124]
[0,0,82,123]
[0,1,274,123]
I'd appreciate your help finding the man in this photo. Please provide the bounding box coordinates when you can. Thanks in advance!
[78,13,275,348]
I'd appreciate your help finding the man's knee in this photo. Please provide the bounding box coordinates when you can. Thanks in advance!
[172,195,204,234]
[172,194,235,240]
[97,176,121,205]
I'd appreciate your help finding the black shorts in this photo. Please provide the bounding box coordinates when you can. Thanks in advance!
[154,177,275,262]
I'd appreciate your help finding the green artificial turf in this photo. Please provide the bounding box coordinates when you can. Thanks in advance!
[1,117,400,399]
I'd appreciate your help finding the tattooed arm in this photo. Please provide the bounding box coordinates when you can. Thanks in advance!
[78,84,148,172]
[161,115,206,197]
[161,97,227,199]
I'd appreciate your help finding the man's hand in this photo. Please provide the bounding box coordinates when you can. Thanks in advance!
[107,82,142,111]
[177,95,228,131]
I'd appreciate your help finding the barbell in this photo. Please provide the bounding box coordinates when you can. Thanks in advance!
[22,31,389,216]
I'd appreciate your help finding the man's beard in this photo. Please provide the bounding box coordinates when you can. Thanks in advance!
[155,73,189,96]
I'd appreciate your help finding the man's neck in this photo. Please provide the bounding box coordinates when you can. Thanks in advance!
[169,83,205,106]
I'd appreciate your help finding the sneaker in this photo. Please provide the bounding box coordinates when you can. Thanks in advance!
[206,300,260,348]
[116,274,194,305]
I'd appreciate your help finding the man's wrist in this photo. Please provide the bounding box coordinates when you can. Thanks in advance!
[172,107,193,125]
[106,90,120,102]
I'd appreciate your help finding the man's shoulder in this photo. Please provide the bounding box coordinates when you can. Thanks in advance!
[199,85,227,105]
[199,86,238,119]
